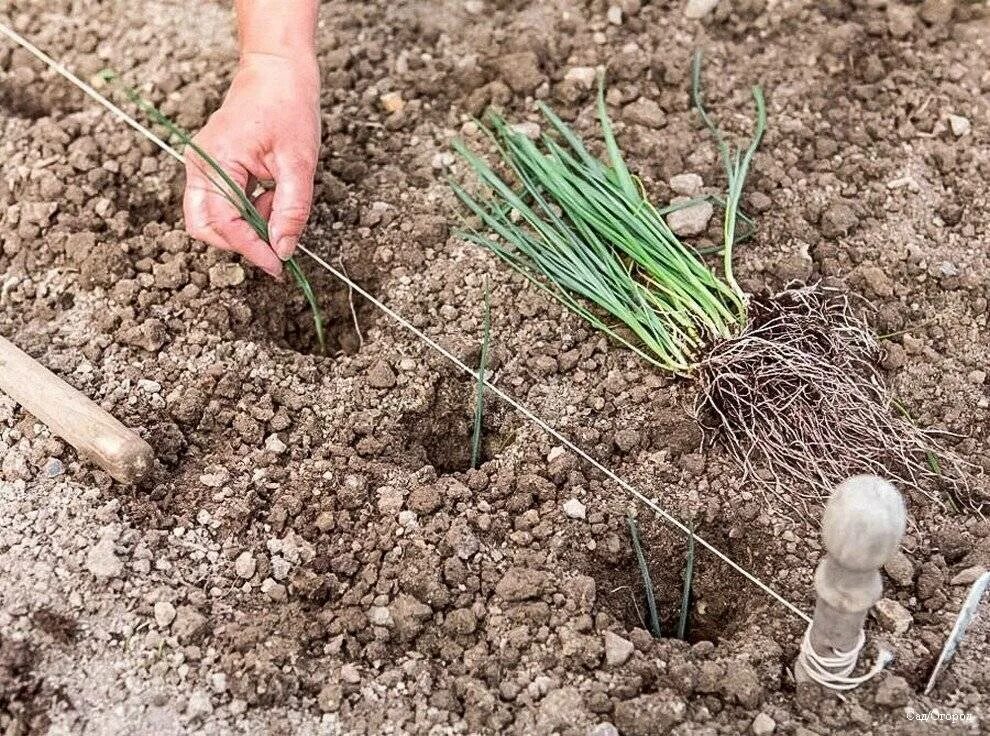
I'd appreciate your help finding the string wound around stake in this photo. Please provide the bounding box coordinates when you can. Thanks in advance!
[794,474,905,692]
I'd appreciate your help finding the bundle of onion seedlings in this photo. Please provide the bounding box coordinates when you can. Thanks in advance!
[451,53,974,512]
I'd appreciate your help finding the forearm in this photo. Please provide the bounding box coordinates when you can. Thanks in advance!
[235,0,319,59]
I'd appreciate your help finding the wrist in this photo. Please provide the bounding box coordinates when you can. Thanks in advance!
[238,51,320,91]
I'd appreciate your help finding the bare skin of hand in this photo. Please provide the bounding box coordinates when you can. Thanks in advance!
[183,53,320,279]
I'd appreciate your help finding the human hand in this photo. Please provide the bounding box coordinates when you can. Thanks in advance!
[183,53,320,278]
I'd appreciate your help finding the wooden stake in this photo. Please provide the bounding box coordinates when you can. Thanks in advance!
[795,475,905,686]
[0,336,154,484]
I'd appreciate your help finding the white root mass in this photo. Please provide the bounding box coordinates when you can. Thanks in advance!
[695,284,977,517]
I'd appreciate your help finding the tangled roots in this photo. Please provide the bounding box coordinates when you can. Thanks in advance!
[696,284,975,516]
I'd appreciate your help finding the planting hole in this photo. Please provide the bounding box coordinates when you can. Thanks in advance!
[240,251,377,356]
[402,375,514,475]
[575,518,768,644]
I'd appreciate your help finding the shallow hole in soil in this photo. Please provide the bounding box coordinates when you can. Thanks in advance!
[0,87,53,120]
[401,374,515,474]
[580,517,769,644]
[240,252,378,356]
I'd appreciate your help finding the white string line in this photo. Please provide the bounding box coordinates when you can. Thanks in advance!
[0,20,812,625]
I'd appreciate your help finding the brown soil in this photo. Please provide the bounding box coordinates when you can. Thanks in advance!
[1,0,989,734]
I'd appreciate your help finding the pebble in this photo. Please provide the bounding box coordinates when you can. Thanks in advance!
[623,98,665,129]
[380,92,405,114]
[496,52,544,94]
[669,173,703,196]
[261,577,287,602]
[603,630,634,666]
[874,597,912,634]
[752,712,776,735]
[614,691,686,735]
[920,0,953,26]
[666,198,714,237]
[264,433,288,454]
[186,690,213,721]
[368,606,394,627]
[208,263,245,288]
[883,551,914,587]
[887,4,915,38]
[512,122,541,141]
[950,566,986,586]
[685,0,719,19]
[172,606,207,643]
[614,428,641,453]
[820,201,859,238]
[607,5,623,25]
[154,600,177,627]
[367,360,397,389]
[86,537,123,578]
[234,551,256,580]
[44,458,64,478]
[588,725,619,736]
[563,498,587,520]
[318,682,343,713]
[564,66,597,90]
[271,556,291,581]
[948,114,970,137]
[875,675,911,707]
[340,663,362,684]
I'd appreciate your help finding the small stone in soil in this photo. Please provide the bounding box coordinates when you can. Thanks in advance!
[874,597,912,634]
[564,67,597,89]
[603,630,634,666]
[208,263,245,288]
[685,0,719,19]
[874,674,911,708]
[623,98,665,129]
[669,173,703,196]
[186,690,213,720]
[261,577,287,601]
[380,92,405,114]
[666,198,714,237]
[234,551,256,580]
[883,550,914,586]
[950,566,986,586]
[86,538,123,578]
[607,5,622,24]
[948,114,970,137]
[154,600,177,628]
[588,725,619,736]
[563,498,586,520]
[752,712,776,735]
[264,434,288,454]
[367,360,397,389]
[512,122,541,140]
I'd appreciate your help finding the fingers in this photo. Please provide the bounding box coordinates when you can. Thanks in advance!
[183,148,283,279]
[268,152,316,261]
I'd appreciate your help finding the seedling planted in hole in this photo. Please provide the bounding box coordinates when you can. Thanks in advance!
[99,70,327,354]
[626,515,661,638]
[470,279,492,469]
[677,522,696,641]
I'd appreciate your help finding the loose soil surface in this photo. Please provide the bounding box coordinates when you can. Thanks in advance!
[2,0,989,734]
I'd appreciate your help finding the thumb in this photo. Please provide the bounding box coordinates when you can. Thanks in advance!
[269,155,315,260]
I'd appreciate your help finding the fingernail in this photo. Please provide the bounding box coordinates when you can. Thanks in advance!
[275,236,297,261]
[265,265,284,281]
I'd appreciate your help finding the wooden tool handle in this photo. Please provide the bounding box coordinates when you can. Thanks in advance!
[0,335,154,484]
